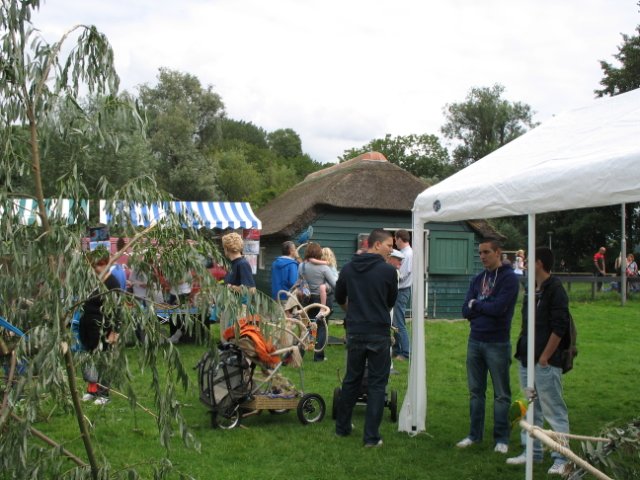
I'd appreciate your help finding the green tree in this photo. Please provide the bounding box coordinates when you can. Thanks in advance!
[267,128,303,159]
[220,118,268,149]
[441,84,537,169]
[138,68,224,199]
[39,94,157,196]
[0,3,277,478]
[340,133,453,183]
[216,123,323,204]
[595,24,640,97]
[214,148,264,201]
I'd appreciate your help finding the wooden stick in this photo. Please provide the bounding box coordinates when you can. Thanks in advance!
[10,412,87,467]
[520,420,613,480]
[96,384,158,419]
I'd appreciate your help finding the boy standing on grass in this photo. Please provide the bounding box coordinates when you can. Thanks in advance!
[334,229,398,447]
[506,247,571,476]
[80,248,121,406]
[457,238,519,454]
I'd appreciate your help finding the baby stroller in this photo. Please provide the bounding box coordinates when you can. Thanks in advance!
[196,300,329,429]
[330,322,400,423]
[331,363,399,423]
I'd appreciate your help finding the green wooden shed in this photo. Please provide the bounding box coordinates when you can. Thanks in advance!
[254,152,498,319]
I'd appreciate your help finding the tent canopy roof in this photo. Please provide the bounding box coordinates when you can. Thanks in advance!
[414,88,640,223]
[99,201,261,230]
[1,199,88,225]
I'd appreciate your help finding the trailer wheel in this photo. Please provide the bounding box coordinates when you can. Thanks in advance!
[297,393,326,425]
[211,409,240,430]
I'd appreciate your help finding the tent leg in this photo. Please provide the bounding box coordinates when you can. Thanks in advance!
[525,214,536,480]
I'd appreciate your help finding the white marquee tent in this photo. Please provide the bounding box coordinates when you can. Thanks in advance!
[398,88,640,478]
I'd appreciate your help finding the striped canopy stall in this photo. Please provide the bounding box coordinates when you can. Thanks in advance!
[1,198,89,225]
[99,200,262,230]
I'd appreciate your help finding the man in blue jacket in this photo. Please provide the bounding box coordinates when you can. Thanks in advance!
[334,229,398,448]
[271,241,299,302]
[457,238,519,454]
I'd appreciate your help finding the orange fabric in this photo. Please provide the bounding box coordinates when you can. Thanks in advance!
[222,315,280,368]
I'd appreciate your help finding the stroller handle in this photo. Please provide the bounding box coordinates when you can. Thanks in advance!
[303,303,330,318]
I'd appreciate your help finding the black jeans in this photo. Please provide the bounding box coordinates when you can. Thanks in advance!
[335,334,391,444]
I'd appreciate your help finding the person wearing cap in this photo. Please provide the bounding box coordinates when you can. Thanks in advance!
[388,249,405,269]
[392,229,412,361]
[387,249,404,375]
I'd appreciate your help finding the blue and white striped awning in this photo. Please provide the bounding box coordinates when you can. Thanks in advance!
[99,201,262,230]
[1,199,89,225]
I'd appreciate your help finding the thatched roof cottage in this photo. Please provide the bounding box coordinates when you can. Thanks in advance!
[255,152,498,319]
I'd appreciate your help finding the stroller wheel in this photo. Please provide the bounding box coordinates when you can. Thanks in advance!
[331,387,341,420]
[389,390,398,423]
[211,409,240,430]
[297,393,326,425]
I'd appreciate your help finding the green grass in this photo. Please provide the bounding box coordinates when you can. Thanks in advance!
[35,292,639,479]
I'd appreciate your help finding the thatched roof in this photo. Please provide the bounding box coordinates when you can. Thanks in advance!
[257,152,500,239]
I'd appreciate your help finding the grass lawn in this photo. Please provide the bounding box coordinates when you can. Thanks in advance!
[35,289,639,479]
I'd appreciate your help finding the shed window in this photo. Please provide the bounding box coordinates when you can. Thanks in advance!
[429,231,475,275]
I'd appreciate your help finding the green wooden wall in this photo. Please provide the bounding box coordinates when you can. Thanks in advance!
[424,222,482,319]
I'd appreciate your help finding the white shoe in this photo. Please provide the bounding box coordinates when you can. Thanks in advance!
[81,393,95,402]
[456,437,477,448]
[547,461,568,475]
[494,442,509,454]
[506,452,543,465]
[506,453,527,465]
[94,396,110,406]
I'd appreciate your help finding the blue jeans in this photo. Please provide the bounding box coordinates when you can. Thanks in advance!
[517,363,570,463]
[466,338,512,444]
[392,287,411,359]
[336,334,391,445]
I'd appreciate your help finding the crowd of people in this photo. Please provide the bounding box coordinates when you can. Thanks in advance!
[76,227,632,477]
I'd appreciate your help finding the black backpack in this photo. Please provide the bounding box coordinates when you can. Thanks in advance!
[560,312,578,374]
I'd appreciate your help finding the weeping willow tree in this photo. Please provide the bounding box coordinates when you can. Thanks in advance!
[0,1,276,478]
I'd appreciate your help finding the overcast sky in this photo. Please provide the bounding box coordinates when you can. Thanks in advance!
[33,0,638,163]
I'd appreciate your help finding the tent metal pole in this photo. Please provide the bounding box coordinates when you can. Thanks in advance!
[525,214,536,480]
[621,203,627,306]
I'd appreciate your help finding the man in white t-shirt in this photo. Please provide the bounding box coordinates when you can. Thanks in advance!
[392,229,412,360]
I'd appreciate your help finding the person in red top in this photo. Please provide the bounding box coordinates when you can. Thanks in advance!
[593,246,606,292]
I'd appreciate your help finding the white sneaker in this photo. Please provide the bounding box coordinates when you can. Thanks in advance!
[94,396,110,406]
[547,461,568,475]
[494,442,509,454]
[81,393,95,402]
[506,452,543,465]
[456,437,477,448]
[506,453,527,465]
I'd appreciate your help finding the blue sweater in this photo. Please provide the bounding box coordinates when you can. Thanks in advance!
[271,256,299,300]
[462,264,519,343]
